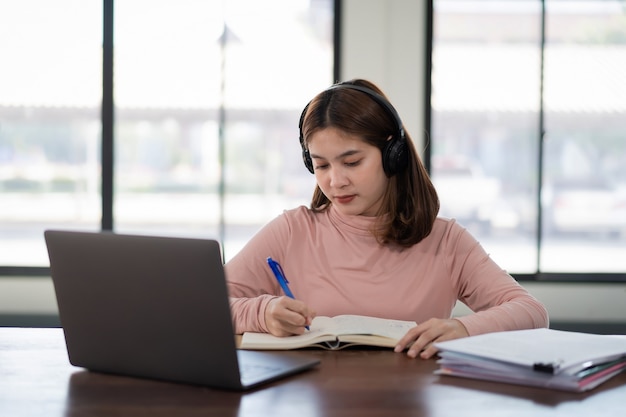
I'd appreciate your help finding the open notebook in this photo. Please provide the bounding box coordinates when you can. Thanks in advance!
[44,230,319,391]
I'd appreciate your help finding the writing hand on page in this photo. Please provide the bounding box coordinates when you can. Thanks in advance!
[264,296,316,337]
[394,318,469,359]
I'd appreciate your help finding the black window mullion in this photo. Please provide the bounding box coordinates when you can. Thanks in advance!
[333,0,342,82]
[424,0,434,173]
[101,0,114,231]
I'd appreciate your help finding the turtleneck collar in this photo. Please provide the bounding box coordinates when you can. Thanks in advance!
[327,204,380,236]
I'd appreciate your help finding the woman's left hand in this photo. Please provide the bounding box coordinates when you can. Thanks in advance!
[394,318,469,359]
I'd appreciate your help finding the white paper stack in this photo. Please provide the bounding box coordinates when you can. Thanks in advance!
[434,328,626,392]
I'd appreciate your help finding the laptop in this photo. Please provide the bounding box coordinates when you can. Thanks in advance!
[44,230,320,390]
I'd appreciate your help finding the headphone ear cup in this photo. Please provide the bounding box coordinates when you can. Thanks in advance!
[302,148,314,174]
[382,137,408,176]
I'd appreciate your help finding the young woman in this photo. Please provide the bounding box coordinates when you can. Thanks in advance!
[225,79,548,359]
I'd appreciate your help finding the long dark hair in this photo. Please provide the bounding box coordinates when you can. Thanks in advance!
[300,79,440,247]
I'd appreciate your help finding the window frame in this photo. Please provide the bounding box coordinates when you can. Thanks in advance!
[3,0,625,283]
[427,0,626,283]
[1,0,340,278]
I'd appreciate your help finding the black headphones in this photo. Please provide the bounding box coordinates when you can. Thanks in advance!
[298,82,408,177]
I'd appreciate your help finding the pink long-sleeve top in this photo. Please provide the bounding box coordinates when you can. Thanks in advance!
[225,205,549,335]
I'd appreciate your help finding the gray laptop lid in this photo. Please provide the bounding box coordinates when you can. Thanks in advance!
[44,230,319,390]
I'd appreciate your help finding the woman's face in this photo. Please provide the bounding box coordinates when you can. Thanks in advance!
[307,127,389,217]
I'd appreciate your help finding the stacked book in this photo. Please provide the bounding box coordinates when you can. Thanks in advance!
[434,328,626,392]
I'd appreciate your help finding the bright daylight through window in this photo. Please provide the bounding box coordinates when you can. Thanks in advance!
[0,0,334,268]
[431,0,626,276]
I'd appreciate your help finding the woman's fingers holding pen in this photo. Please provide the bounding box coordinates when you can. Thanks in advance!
[265,297,316,337]
[394,318,469,359]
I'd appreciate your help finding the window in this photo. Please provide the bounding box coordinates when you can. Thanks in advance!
[431,0,626,278]
[541,0,626,273]
[0,0,102,268]
[0,0,334,271]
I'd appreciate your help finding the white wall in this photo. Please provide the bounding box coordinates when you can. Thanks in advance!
[0,278,57,316]
[1,0,625,326]
[1,278,626,324]
[341,0,425,151]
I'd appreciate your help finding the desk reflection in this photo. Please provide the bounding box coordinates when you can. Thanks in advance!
[65,370,243,417]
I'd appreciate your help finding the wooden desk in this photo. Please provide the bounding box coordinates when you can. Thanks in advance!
[1,328,625,417]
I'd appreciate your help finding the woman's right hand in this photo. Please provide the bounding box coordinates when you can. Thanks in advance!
[264,296,316,337]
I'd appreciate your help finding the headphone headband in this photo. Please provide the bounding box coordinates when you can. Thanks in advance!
[298,82,408,176]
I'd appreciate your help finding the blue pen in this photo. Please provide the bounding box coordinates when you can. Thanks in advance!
[266,257,309,330]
